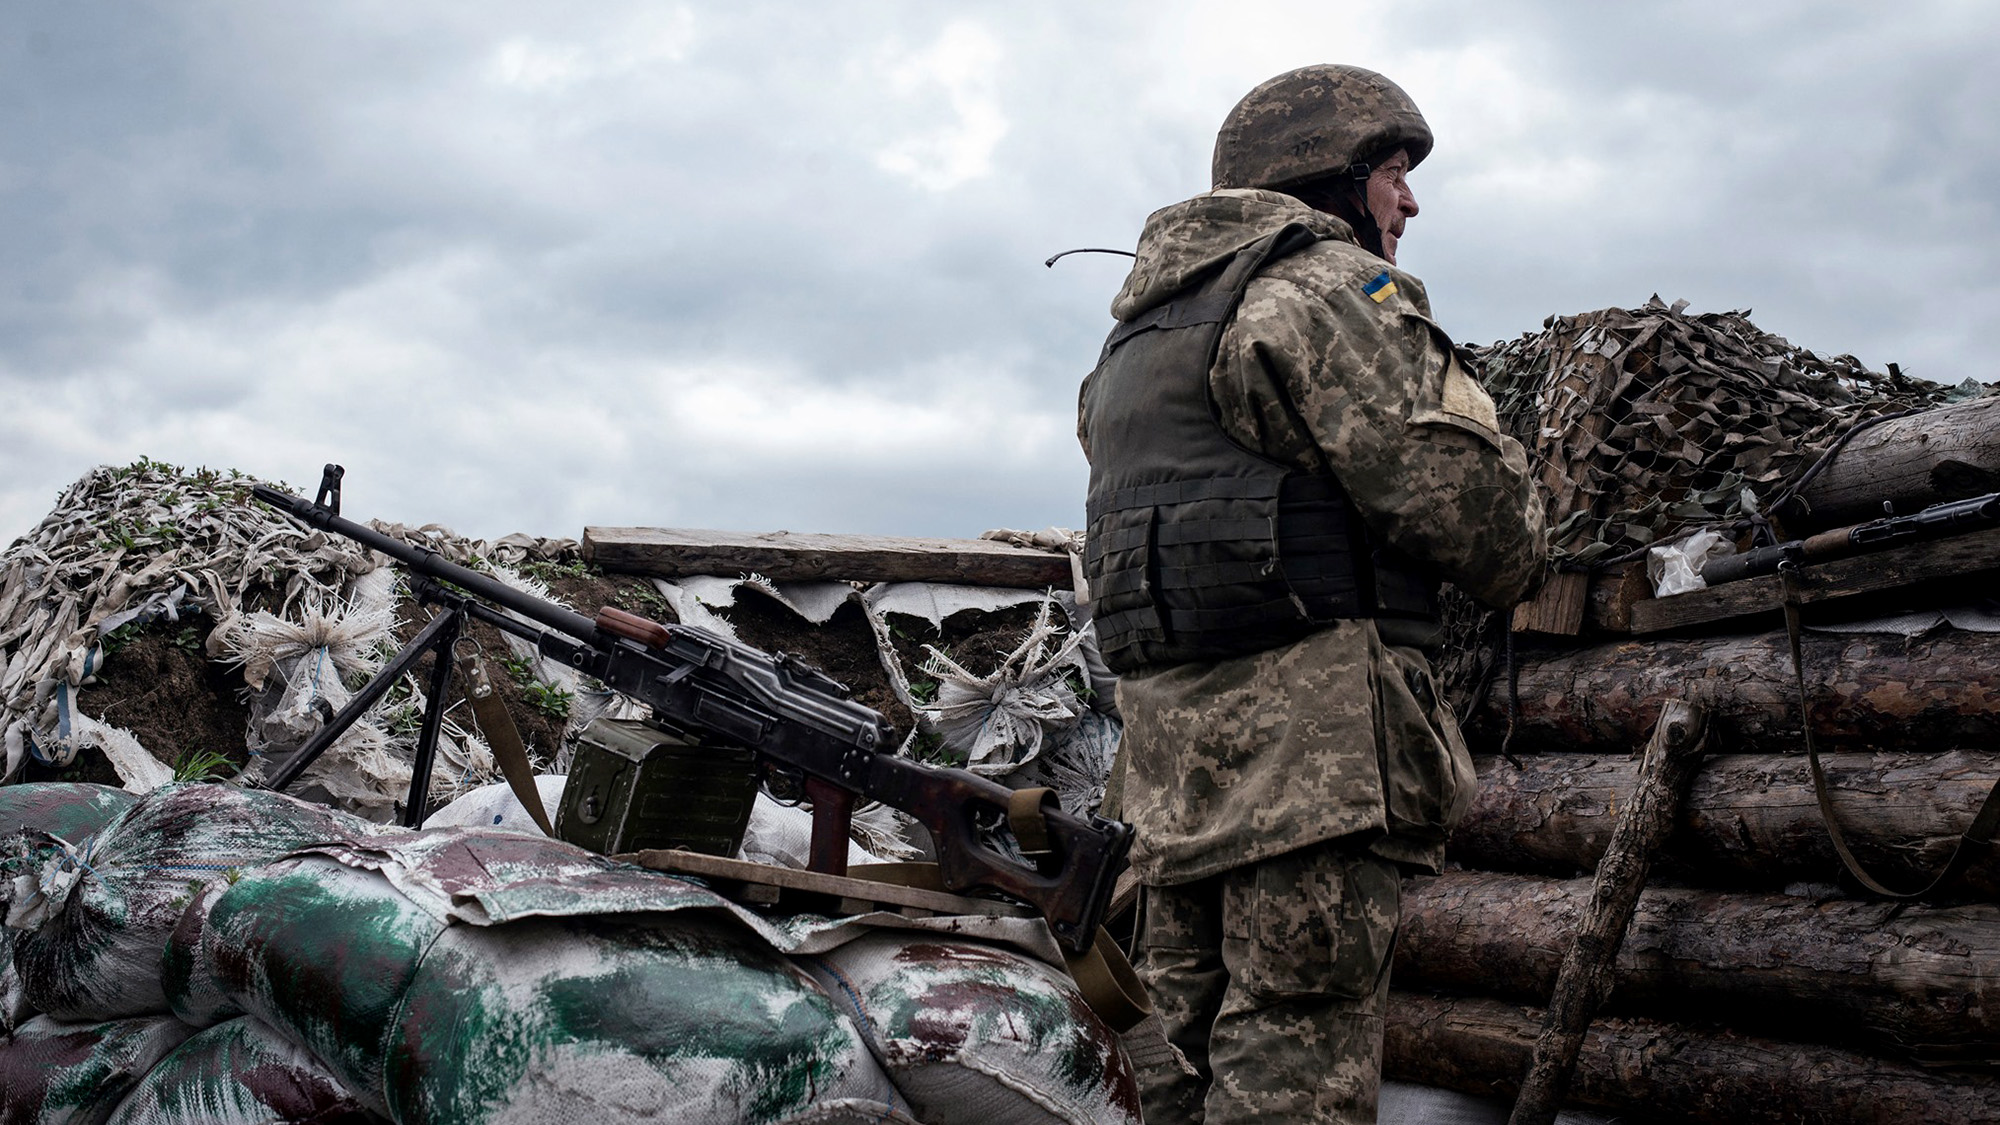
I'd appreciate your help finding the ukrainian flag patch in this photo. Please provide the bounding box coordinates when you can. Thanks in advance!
[1363,272,1398,303]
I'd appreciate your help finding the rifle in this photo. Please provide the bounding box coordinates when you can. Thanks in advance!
[250,468,1133,953]
[1699,492,2000,588]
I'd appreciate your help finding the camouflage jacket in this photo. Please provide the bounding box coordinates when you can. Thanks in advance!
[1079,189,1546,884]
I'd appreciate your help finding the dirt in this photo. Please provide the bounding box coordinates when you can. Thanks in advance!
[22,614,253,786]
[720,586,914,735]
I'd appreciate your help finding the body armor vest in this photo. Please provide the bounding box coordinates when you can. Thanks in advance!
[1081,224,1439,674]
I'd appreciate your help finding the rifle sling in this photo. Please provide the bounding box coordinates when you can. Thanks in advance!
[457,649,556,837]
[1780,565,2000,898]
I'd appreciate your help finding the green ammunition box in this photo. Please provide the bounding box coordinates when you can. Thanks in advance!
[555,718,759,857]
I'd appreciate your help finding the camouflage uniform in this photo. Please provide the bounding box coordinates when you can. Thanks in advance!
[1079,188,1544,1124]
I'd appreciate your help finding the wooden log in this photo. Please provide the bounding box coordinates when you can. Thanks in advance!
[1384,991,2000,1125]
[1510,702,1707,1125]
[1790,396,2000,532]
[1453,750,2000,899]
[1398,870,2000,1065]
[1465,627,2000,756]
[581,527,1074,588]
[1628,524,2000,635]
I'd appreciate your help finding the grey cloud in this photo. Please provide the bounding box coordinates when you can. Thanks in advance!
[3,1,1995,548]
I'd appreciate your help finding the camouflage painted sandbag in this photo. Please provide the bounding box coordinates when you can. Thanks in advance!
[8,782,386,1021]
[101,1014,381,1125]
[0,1012,195,1125]
[0,782,139,840]
[195,843,921,1124]
[0,783,140,1033]
[388,915,920,1125]
[797,931,1141,1125]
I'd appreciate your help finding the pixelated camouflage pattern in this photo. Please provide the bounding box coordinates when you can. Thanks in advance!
[1136,840,1399,1124]
[1087,188,1541,884]
[1211,66,1433,191]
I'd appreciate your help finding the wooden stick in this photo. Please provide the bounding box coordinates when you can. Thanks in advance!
[1508,699,1709,1125]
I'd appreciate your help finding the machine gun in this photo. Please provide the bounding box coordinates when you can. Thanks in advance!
[1700,491,2000,587]
[250,467,1132,953]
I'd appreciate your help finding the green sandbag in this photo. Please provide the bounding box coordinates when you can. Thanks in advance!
[386,914,916,1125]
[194,843,920,1124]
[1,783,140,1032]
[0,1013,196,1125]
[187,856,443,1116]
[102,1015,382,1125]
[9,783,385,1022]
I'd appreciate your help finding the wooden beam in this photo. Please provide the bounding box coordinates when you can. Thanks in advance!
[1791,396,2000,532]
[624,849,1034,920]
[583,527,1074,588]
[1628,524,2000,635]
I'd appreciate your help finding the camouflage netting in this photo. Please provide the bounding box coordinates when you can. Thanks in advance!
[0,460,581,811]
[1432,296,1997,714]
[1471,295,1994,568]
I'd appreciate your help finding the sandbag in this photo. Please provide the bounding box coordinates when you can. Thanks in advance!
[0,1013,196,1125]
[8,782,385,1021]
[389,914,919,1125]
[195,850,919,1124]
[0,782,141,1032]
[797,930,1141,1125]
[0,782,139,839]
[101,1015,379,1125]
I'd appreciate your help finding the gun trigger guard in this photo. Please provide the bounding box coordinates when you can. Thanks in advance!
[1008,787,1060,857]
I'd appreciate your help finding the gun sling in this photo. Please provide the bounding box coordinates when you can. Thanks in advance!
[457,646,556,837]
[1780,564,2000,898]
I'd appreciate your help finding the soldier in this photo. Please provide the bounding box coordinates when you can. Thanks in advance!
[1078,65,1546,1123]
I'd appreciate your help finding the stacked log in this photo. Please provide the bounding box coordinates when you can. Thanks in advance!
[1387,622,2000,1122]
[1384,992,2000,1125]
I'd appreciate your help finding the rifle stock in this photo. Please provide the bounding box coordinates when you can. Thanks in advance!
[249,477,1133,953]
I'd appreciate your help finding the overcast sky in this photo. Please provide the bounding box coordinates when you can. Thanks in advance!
[3,2,1994,546]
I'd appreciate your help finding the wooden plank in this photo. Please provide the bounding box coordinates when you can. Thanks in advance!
[583,526,1073,588]
[625,848,1034,919]
[1513,570,1591,635]
[1628,525,2000,635]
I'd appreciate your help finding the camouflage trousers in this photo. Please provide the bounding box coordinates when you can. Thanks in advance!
[1134,838,1401,1125]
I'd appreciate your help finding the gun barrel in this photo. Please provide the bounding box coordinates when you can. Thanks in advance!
[250,484,601,640]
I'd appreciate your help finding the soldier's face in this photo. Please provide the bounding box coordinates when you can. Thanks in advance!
[1364,150,1419,264]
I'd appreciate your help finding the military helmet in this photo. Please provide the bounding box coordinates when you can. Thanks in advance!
[1211,64,1433,191]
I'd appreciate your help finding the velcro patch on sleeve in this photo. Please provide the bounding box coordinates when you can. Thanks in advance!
[1363,271,1398,303]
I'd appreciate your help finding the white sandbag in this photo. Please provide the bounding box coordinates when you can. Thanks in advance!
[797,930,1141,1125]
[422,775,568,834]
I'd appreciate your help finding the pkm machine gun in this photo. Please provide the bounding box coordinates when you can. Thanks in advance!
[250,468,1133,953]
